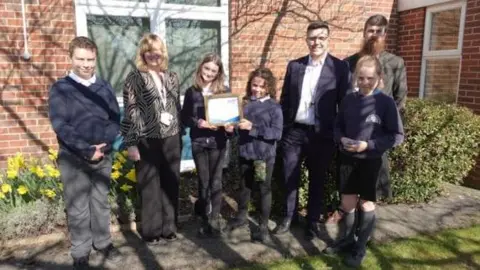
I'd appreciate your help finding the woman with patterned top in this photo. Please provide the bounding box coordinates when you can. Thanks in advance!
[121,33,181,245]
[181,53,233,238]
[226,67,283,243]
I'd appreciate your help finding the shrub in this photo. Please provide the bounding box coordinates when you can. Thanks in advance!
[389,99,480,203]
[0,199,66,240]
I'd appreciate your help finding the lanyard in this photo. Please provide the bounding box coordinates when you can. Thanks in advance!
[148,70,167,108]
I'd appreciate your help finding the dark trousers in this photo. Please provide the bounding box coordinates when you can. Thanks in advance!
[237,157,275,224]
[192,143,226,219]
[136,134,181,239]
[281,124,335,222]
[377,152,392,199]
[58,150,112,259]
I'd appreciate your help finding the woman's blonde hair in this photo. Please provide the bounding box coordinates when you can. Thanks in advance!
[354,55,384,89]
[194,53,226,94]
[135,33,169,72]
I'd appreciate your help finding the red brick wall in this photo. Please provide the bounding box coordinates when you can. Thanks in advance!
[397,7,425,98]
[229,0,399,96]
[459,0,480,188]
[0,0,75,166]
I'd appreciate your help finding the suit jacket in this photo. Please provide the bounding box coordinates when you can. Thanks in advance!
[280,53,351,137]
[344,52,407,109]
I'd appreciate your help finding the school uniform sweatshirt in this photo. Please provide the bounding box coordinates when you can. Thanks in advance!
[48,76,121,160]
[237,97,283,161]
[334,90,404,159]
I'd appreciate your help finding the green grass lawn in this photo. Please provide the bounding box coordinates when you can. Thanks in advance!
[237,225,480,270]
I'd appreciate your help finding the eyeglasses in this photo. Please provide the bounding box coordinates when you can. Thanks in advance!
[144,53,162,60]
[307,36,329,42]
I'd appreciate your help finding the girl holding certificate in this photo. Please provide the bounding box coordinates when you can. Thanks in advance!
[226,67,283,243]
[181,53,232,238]
[325,55,404,267]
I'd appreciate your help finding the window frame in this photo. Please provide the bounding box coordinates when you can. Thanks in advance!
[74,0,230,103]
[419,0,467,102]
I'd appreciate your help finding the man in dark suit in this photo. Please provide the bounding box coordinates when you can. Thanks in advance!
[275,21,351,239]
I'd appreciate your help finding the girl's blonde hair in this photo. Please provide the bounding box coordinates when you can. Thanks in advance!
[135,33,169,72]
[194,53,226,94]
[354,55,384,89]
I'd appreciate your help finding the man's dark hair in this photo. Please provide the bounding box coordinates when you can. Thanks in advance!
[306,21,330,35]
[69,36,98,57]
[364,14,388,31]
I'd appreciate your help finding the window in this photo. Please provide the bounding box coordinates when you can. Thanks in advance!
[420,1,466,103]
[75,0,229,171]
[75,0,229,96]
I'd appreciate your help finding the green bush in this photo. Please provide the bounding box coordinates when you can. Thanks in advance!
[0,199,66,240]
[228,99,480,214]
[389,99,480,203]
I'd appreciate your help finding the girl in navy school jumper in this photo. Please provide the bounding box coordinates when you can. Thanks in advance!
[324,55,404,267]
[226,67,283,243]
[181,53,232,237]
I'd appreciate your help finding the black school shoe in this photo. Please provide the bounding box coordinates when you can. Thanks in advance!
[226,217,248,231]
[161,233,178,242]
[323,237,356,255]
[73,256,89,270]
[97,244,122,263]
[344,247,366,268]
[251,224,269,243]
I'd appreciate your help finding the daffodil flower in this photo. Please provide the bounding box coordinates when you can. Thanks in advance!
[125,169,136,183]
[1,183,12,194]
[111,170,121,180]
[120,184,133,192]
[17,185,28,195]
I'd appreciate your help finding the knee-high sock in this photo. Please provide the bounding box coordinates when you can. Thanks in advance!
[342,210,356,240]
[355,209,376,252]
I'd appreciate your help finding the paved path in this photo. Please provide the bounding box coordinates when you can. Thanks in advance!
[1,183,480,270]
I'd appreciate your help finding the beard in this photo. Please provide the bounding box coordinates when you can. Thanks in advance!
[360,36,386,56]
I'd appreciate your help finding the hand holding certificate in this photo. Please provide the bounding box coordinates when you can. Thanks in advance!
[204,94,243,126]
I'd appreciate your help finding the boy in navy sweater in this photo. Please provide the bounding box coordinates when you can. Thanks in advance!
[226,67,283,243]
[324,55,404,267]
[48,37,121,269]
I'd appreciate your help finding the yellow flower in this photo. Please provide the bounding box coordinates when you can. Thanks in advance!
[41,189,56,198]
[121,150,128,157]
[111,170,121,180]
[1,183,12,194]
[48,148,58,161]
[17,185,28,195]
[30,165,45,178]
[125,169,136,183]
[112,161,122,171]
[115,152,127,164]
[0,192,5,199]
[7,153,25,171]
[7,169,18,179]
[44,164,60,178]
[120,184,133,192]
[59,183,64,191]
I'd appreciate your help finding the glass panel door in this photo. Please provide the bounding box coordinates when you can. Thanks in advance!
[166,19,221,94]
[87,15,150,95]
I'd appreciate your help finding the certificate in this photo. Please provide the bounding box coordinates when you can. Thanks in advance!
[204,93,243,126]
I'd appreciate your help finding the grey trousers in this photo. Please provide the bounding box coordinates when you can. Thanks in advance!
[58,149,112,259]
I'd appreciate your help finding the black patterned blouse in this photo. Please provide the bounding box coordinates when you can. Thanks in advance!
[121,68,181,146]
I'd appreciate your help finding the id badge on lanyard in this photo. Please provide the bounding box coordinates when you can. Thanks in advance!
[149,71,172,126]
